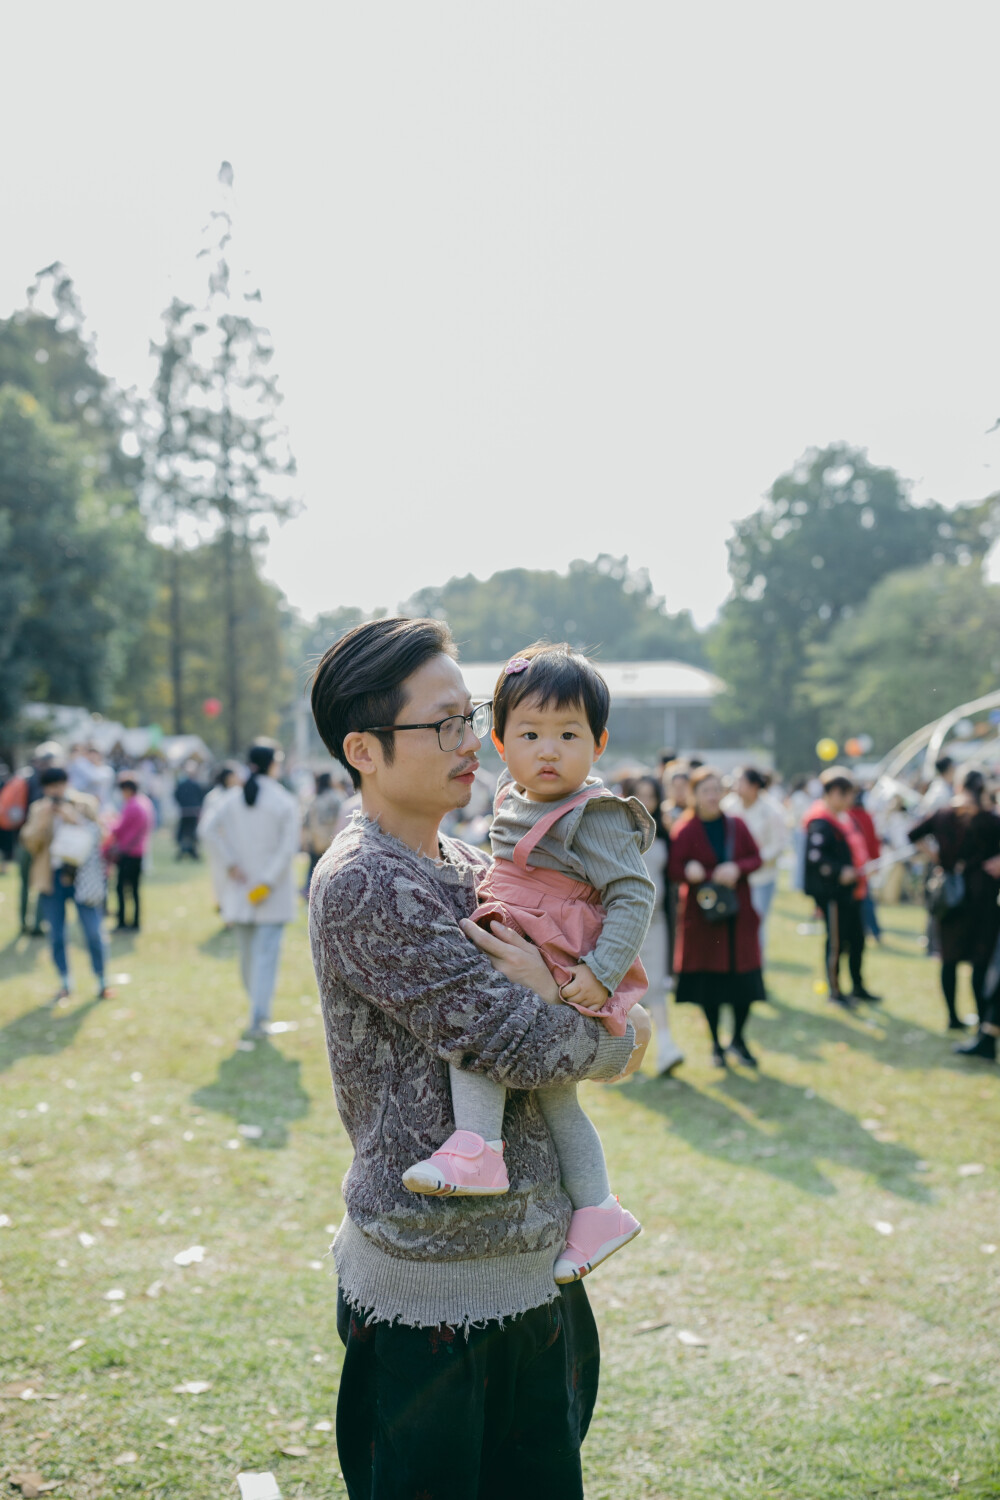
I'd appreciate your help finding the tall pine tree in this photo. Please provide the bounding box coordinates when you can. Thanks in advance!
[152,163,297,753]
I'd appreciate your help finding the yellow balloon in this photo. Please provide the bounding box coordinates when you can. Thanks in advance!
[816,737,839,762]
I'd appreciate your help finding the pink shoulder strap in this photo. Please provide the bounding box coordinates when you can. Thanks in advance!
[512,784,607,871]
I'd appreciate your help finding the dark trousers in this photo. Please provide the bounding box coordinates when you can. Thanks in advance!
[824,897,865,996]
[176,813,199,858]
[941,960,989,1025]
[335,1282,599,1500]
[116,854,143,928]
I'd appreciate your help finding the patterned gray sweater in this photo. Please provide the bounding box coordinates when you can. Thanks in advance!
[309,813,634,1328]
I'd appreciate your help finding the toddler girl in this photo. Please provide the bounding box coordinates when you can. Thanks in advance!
[403,643,655,1282]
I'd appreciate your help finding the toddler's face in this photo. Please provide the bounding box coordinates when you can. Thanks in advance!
[494,695,607,803]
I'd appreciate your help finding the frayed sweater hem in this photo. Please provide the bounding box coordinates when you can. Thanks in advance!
[332,1214,561,1331]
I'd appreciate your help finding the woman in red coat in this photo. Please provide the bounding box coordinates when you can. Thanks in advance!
[667,766,765,1067]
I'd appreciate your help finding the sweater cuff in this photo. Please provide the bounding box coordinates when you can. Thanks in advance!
[583,1022,635,1081]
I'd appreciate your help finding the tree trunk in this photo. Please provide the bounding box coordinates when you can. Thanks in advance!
[221,515,240,755]
[169,534,184,735]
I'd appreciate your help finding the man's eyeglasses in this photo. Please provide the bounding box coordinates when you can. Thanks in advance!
[363,703,492,753]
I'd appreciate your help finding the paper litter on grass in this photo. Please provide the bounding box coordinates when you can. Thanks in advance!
[237,1475,282,1500]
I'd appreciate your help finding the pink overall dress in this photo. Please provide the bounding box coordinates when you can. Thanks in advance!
[472,783,648,1038]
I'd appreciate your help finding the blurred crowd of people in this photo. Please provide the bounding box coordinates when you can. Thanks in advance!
[3,732,999,1067]
[0,737,354,1031]
[441,745,1000,1071]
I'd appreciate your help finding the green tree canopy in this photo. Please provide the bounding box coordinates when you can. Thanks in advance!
[0,388,151,734]
[0,263,141,492]
[709,444,977,770]
[805,563,1000,754]
[404,555,705,664]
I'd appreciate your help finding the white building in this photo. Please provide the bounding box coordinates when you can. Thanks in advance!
[460,659,723,756]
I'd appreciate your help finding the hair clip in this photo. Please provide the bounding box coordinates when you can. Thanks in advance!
[505,656,530,675]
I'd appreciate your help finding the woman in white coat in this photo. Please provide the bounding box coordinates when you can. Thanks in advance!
[202,739,301,1037]
[722,767,789,964]
[622,775,685,1075]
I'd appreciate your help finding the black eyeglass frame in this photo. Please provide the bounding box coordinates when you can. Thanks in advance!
[361,702,493,752]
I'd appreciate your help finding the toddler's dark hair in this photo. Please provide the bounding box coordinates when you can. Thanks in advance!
[492,643,610,745]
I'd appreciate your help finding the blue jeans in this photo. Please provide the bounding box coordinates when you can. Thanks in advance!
[750,878,777,963]
[236,922,285,1030]
[860,892,882,940]
[41,875,106,991]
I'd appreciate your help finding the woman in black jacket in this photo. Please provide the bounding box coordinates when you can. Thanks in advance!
[910,767,1000,1051]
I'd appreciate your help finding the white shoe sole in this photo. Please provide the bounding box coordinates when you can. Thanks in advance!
[401,1164,509,1197]
[553,1222,642,1284]
[656,1046,685,1075]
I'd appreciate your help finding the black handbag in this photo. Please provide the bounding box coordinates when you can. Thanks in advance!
[926,865,966,920]
[696,820,741,924]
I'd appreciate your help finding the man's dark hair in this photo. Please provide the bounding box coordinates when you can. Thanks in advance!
[40,767,68,787]
[492,642,610,745]
[311,617,457,789]
[118,775,139,794]
[935,755,955,777]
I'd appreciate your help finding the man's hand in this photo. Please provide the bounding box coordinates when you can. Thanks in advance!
[460,918,559,1002]
[228,864,247,884]
[713,860,740,888]
[559,964,610,1009]
[839,866,857,885]
[613,1003,651,1080]
[984,855,1000,879]
[684,859,707,883]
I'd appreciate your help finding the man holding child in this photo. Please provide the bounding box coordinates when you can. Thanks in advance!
[308,617,650,1500]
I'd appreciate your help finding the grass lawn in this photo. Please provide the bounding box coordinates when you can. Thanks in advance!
[1,837,998,1499]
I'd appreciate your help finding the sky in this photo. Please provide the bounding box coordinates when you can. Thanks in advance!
[2,2,998,625]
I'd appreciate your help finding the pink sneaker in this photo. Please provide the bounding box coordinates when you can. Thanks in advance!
[553,1199,641,1283]
[402,1131,510,1197]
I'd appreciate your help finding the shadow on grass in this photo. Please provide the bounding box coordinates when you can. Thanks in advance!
[765,957,813,976]
[752,993,987,1078]
[0,931,49,980]
[191,1039,310,1148]
[621,1070,932,1201]
[198,926,238,960]
[0,995,102,1075]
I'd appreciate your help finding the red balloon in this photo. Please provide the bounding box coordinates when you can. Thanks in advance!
[203,697,222,719]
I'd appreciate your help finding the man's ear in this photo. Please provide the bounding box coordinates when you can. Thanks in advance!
[342,731,378,782]
[491,729,507,761]
[593,729,610,760]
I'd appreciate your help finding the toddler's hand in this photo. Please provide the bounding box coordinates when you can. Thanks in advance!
[559,964,610,1009]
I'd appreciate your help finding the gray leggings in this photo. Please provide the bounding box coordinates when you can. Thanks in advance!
[448,1063,610,1209]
